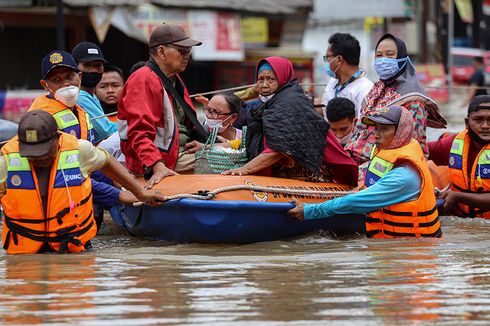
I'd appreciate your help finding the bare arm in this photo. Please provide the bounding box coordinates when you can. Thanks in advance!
[101,156,165,204]
[222,152,284,175]
[440,190,490,211]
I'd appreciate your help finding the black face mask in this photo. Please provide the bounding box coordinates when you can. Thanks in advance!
[100,101,118,115]
[81,71,103,88]
[468,126,489,145]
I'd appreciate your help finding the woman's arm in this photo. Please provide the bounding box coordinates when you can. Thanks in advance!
[288,165,421,220]
[222,151,284,175]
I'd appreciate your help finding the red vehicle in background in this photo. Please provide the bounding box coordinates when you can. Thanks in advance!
[450,47,490,84]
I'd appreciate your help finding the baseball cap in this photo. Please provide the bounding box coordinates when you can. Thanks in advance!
[71,42,108,64]
[362,105,403,126]
[41,50,79,80]
[468,95,490,115]
[18,110,59,157]
[149,23,202,48]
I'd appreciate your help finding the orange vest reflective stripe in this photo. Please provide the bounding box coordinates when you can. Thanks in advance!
[448,130,490,218]
[29,95,95,143]
[0,133,97,254]
[364,140,441,238]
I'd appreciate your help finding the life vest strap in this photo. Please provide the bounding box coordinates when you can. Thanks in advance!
[366,211,439,228]
[382,205,437,217]
[3,211,94,253]
[5,192,93,225]
[52,191,92,225]
[366,227,442,238]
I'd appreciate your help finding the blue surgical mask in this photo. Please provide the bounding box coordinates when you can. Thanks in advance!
[374,57,409,80]
[325,57,339,78]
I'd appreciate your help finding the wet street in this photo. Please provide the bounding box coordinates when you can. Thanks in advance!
[1,89,488,325]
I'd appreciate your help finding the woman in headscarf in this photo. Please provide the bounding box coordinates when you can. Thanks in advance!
[288,105,442,238]
[344,33,446,183]
[222,56,358,186]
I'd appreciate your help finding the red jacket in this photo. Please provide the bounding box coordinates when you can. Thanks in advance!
[118,66,196,174]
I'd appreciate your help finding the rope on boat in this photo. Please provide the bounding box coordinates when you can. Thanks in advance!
[133,184,355,207]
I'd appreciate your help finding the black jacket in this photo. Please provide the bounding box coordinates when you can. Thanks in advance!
[247,79,329,174]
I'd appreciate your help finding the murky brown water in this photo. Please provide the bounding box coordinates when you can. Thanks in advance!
[0,218,490,325]
[0,90,484,325]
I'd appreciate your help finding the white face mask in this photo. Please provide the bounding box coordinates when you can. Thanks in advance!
[259,94,274,103]
[203,115,232,133]
[337,131,353,146]
[53,85,80,107]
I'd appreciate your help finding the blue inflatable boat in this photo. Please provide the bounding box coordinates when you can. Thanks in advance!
[116,175,365,243]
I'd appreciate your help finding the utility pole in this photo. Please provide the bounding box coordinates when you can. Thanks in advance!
[56,0,65,50]
[447,0,454,88]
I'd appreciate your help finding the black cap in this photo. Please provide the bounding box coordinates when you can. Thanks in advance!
[362,105,403,126]
[18,110,59,157]
[41,50,79,80]
[149,23,202,48]
[71,42,108,64]
[468,95,490,115]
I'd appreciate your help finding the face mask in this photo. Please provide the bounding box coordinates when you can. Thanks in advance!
[100,101,118,115]
[203,118,227,133]
[337,131,353,145]
[468,126,488,145]
[259,94,274,103]
[325,56,339,79]
[81,71,103,88]
[374,57,408,80]
[53,85,80,107]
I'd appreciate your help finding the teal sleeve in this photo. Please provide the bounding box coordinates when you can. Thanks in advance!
[304,166,421,220]
[78,91,118,142]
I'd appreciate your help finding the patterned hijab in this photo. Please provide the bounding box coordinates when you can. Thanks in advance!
[388,107,415,149]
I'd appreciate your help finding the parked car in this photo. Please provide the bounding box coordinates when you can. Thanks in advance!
[450,47,490,84]
[0,119,18,145]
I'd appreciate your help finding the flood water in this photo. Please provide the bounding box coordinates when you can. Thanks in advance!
[1,218,490,325]
[2,90,488,325]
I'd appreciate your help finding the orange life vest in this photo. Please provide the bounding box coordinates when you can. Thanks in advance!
[364,140,441,238]
[448,130,490,218]
[29,95,95,143]
[0,133,97,254]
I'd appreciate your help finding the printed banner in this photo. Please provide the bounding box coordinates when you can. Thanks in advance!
[188,11,244,61]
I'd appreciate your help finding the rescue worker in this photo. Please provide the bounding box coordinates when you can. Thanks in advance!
[0,110,164,255]
[72,42,118,142]
[29,50,137,229]
[288,105,442,238]
[29,50,95,143]
[429,95,490,217]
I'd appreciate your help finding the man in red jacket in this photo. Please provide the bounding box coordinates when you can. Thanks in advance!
[118,24,202,189]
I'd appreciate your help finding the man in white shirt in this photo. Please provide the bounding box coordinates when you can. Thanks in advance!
[321,33,373,118]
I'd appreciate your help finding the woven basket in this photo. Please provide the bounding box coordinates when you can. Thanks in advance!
[195,127,248,174]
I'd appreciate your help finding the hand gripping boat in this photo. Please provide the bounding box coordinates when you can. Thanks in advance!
[118,175,365,243]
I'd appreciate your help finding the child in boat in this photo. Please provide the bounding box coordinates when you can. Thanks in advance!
[287,105,442,238]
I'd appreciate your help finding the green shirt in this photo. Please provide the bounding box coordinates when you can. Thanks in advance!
[171,78,190,152]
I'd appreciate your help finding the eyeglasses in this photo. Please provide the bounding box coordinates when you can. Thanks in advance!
[166,44,192,56]
[322,54,337,63]
[203,107,233,118]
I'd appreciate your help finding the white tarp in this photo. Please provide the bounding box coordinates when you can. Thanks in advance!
[312,0,409,20]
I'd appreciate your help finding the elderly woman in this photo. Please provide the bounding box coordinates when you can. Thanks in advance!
[185,92,243,155]
[345,33,446,183]
[288,105,442,238]
[222,56,358,186]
